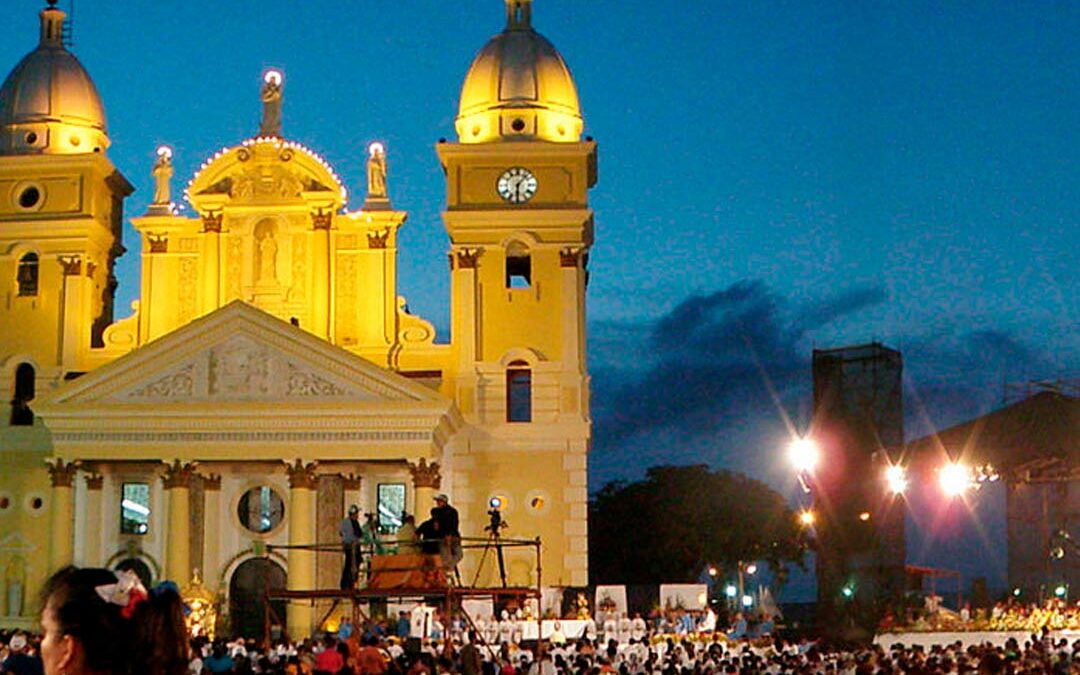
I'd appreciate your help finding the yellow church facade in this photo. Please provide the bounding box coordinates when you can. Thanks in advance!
[0,0,594,636]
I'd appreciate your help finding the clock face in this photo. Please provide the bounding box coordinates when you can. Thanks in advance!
[497,167,538,204]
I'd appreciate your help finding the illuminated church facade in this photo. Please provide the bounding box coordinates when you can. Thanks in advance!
[0,0,594,635]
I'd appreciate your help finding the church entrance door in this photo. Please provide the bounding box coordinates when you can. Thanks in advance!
[229,558,286,640]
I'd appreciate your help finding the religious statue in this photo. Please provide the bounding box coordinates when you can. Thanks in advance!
[259,70,284,138]
[366,142,388,201]
[151,146,173,205]
[258,231,278,283]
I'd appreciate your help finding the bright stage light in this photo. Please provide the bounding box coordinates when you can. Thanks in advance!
[724,584,737,598]
[744,563,758,576]
[708,566,718,577]
[1055,585,1067,598]
[788,438,820,473]
[798,510,815,526]
[885,465,908,495]
[858,511,871,522]
[741,594,753,608]
[939,463,972,496]
[841,585,854,599]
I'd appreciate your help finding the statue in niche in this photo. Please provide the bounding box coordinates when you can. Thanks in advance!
[151,146,174,205]
[259,70,284,138]
[366,142,388,200]
[258,230,279,283]
[5,556,25,617]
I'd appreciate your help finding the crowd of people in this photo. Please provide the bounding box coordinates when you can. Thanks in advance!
[880,598,1080,634]
[13,565,1080,674]
[11,615,1080,674]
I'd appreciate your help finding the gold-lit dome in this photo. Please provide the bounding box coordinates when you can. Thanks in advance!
[0,3,109,156]
[456,0,583,144]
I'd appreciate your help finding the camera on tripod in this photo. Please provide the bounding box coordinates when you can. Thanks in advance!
[485,496,508,534]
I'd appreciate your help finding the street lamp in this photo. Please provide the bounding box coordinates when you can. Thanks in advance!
[737,560,758,602]
[788,437,820,473]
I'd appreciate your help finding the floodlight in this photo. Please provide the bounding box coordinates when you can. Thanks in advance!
[1012,587,1021,597]
[1055,585,1067,598]
[724,585,737,598]
[939,463,972,497]
[885,465,908,495]
[798,510,816,526]
[788,438,820,473]
[708,566,718,577]
[841,585,854,599]
[741,594,753,608]
[744,563,758,575]
[858,512,871,522]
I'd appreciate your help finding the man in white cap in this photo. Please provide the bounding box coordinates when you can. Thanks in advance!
[340,504,363,589]
[2,633,42,675]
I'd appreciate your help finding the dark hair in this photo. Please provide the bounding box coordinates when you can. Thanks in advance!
[41,566,189,675]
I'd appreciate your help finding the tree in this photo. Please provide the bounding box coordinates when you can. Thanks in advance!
[589,464,808,584]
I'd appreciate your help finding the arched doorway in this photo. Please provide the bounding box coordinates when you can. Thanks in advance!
[114,557,153,589]
[229,558,286,640]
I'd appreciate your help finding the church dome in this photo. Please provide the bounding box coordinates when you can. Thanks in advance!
[456,0,583,144]
[0,3,109,155]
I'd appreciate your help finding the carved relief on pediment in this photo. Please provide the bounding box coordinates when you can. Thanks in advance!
[127,363,196,399]
[113,334,381,403]
[208,336,272,397]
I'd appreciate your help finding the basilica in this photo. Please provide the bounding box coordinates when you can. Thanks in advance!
[0,0,595,636]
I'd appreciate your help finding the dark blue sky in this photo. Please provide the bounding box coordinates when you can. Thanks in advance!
[4,1,1077,595]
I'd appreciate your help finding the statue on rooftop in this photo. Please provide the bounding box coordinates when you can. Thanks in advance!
[259,70,284,138]
[151,145,174,206]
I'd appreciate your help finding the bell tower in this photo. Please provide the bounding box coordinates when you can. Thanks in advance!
[0,1,132,423]
[438,0,596,587]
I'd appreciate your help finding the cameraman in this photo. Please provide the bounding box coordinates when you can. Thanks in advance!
[432,493,462,581]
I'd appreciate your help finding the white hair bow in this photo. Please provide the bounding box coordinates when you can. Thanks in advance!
[94,570,149,618]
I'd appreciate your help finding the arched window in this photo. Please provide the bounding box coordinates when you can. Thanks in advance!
[10,362,35,426]
[506,360,532,423]
[16,253,38,297]
[505,241,531,289]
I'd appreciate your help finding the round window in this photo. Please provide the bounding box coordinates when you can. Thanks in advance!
[237,486,285,534]
[511,118,526,132]
[18,186,41,209]
[24,132,37,145]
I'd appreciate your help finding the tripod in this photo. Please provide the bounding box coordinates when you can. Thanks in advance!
[472,512,508,588]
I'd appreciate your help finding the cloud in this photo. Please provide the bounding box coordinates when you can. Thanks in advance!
[592,280,886,455]
[588,280,1058,489]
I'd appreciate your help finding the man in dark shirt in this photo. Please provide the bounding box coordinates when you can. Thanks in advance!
[1,633,43,675]
[432,493,462,582]
[340,504,363,589]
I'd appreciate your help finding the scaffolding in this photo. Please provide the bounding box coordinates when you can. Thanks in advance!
[260,535,544,648]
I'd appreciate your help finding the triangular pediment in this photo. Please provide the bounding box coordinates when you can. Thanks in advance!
[41,301,443,407]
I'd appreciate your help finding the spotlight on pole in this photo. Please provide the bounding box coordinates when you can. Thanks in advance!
[788,438,820,473]
[939,463,972,497]
[885,465,908,495]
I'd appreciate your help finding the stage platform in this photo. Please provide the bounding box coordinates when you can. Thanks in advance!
[874,630,1080,649]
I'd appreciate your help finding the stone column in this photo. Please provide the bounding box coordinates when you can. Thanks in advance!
[408,458,441,521]
[286,460,318,638]
[201,474,222,592]
[310,210,332,339]
[47,460,79,571]
[58,256,88,367]
[83,473,104,567]
[201,212,222,316]
[162,461,195,586]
